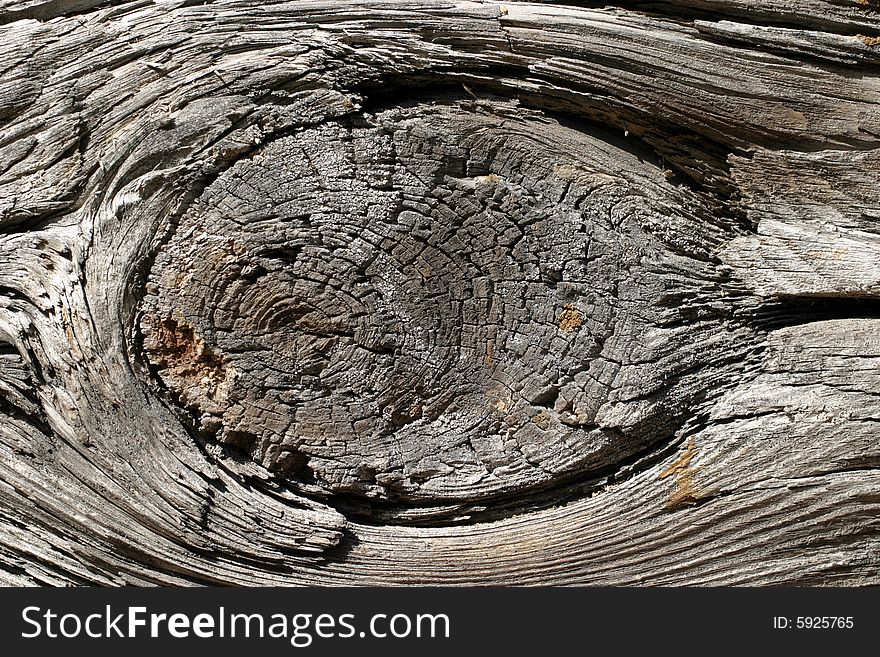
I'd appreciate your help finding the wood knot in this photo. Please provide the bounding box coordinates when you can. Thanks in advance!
[135,99,736,515]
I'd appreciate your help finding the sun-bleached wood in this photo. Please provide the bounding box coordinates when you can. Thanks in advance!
[0,0,878,585]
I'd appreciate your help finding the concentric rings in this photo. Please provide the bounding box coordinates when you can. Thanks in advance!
[141,99,731,505]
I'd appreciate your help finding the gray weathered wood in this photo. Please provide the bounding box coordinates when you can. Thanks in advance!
[0,0,878,585]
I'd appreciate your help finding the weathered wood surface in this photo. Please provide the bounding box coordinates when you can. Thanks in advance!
[0,0,878,585]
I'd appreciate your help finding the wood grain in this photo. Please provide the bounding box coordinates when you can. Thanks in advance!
[0,0,877,585]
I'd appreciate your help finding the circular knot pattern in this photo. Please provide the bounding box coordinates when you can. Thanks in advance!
[141,100,725,505]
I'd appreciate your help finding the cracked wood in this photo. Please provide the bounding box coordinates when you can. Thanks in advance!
[0,0,878,585]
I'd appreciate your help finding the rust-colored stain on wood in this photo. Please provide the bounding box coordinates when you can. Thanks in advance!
[532,410,551,430]
[558,304,583,334]
[659,437,700,510]
[474,173,502,185]
[143,316,232,408]
[859,34,880,47]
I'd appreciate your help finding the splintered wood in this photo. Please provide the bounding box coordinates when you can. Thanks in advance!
[0,0,878,585]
